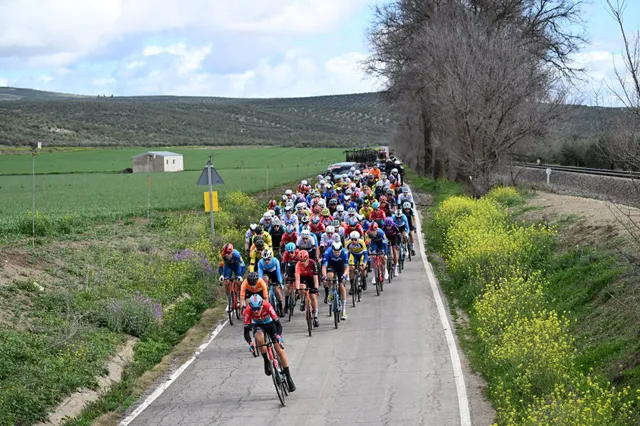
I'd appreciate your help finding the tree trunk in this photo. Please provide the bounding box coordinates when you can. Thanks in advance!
[421,111,433,177]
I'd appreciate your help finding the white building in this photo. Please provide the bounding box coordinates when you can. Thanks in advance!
[132,151,184,173]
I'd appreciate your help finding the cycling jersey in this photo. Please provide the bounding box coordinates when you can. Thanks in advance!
[240,278,269,300]
[393,213,409,232]
[309,221,325,235]
[370,209,386,223]
[243,301,279,326]
[295,259,318,277]
[321,247,349,266]
[280,232,298,249]
[343,224,364,238]
[222,249,244,266]
[333,211,347,222]
[251,232,273,248]
[359,207,373,220]
[281,213,299,228]
[320,215,333,227]
[257,257,283,284]
[346,238,367,255]
[384,222,400,237]
[249,241,272,272]
[296,235,318,255]
[269,226,284,249]
[320,232,341,247]
[220,249,246,279]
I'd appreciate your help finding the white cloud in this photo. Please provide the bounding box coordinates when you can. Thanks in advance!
[0,77,8,87]
[125,60,144,69]
[93,77,116,86]
[105,45,380,97]
[0,0,367,67]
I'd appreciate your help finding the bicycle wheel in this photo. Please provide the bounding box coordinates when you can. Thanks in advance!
[270,353,286,407]
[333,291,340,329]
[306,302,313,337]
[227,293,234,325]
[399,245,404,273]
[234,292,241,320]
[387,256,393,284]
[287,293,294,322]
[358,272,364,302]
[351,278,357,307]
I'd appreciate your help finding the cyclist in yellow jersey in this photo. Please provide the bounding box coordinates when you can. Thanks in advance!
[346,231,369,291]
[249,238,272,272]
[251,226,273,248]
[359,200,373,220]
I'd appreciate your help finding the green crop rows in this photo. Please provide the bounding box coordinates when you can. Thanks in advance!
[0,147,343,239]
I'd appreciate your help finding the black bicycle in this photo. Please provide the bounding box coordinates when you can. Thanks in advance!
[257,333,289,406]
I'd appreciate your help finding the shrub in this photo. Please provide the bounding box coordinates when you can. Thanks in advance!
[102,292,163,337]
[486,186,524,207]
[18,211,52,236]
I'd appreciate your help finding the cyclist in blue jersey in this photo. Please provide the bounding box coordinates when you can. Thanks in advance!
[401,201,417,256]
[257,249,284,316]
[321,240,350,320]
[365,222,389,283]
[220,243,246,297]
[383,217,401,277]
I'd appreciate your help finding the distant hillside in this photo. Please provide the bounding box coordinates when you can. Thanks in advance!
[0,87,88,101]
[0,88,392,148]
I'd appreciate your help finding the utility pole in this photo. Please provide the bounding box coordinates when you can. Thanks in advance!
[31,142,41,246]
[207,154,215,240]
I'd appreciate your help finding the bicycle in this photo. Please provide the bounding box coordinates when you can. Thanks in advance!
[227,287,241,325]
[404,233,412,263]
[351,265,363,306]
[386,249,394,283]
[284,276,296,322]
[268,283,283,318]
[371,252,385,296]
[326,276,341,329]
[299,286,313,337]
[257,333,289,406]
[398,240,405,273]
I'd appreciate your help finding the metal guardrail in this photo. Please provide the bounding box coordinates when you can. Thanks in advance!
[512,162,640,180]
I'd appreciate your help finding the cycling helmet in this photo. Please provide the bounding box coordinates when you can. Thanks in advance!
[318,199,326,208]
[263,212,271,219]
[319,179,326,185]
[300,229,311,238]
[321,208,330,216]
[344,195,351,201]
[348,216,358,226]
[386,188,394,196]
[285,242,295,253]
[326,183,333,189]
[326,226,335,234]
[395,209,403,217]
[317,174,324,180]
[285,224,295,234]
[380,195,387,202]
[284,205,293,213]
[347,207,357,214]
[250,223,257,231]
[350,166,356,171]
[331,219,341,227]
[402,186,409,193]
[281,195,287,201]
[255,225,263,234]
[255,238,265,250]
[350,231,360,240]
[298,250,310,261]
[402,201,412,210]
[272,218,281,226]
[384,217,394,226]
[300,215,309,224]
[337,205,344,212]
[376,181,384,187]
[345,189,353,195]
[222,243,234,255]
[248,294,263,310]
[370,222,379,231]
[285,189,293,196]
[331,241,342,251]
[392,168,398,174]
[336,186,342,192]
[372,202,380,209]
[247,272,259,286]
[329,199,338,205]
[357,214,365,221]
[262,249,272,260]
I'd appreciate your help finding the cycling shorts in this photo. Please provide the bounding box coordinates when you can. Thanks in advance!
[369,240,387,255]
[349,253,364,267]
[326,261,346,281]
[396,223,407,233]
[223,263,245,280]
[252,321,278,340]
[243,289,262,300]
[263,270,280,286]
[298,275,319,294]
[387,233,401,247]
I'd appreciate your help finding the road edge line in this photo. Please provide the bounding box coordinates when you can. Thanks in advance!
[412,189,472,426]
[119,319,229,426]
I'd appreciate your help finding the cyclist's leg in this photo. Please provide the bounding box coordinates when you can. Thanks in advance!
[348,253,356,283]
[337,263,347,316]
[308,280,319,321]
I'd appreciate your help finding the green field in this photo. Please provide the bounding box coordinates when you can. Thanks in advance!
[0,147,344,175]
[0,147,343,239]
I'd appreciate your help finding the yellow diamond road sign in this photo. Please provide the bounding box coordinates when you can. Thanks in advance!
[204,191,219,212]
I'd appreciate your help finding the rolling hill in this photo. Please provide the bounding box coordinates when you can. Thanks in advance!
[0,88,392,148]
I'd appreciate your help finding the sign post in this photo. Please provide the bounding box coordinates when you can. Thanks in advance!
[546,167,552,186]
[197,155,224,240]
[31,142,42,246]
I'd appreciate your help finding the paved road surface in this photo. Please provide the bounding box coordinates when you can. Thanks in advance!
[126,251,464,425]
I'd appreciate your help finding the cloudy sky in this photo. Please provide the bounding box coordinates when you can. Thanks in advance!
[0,0,638,101]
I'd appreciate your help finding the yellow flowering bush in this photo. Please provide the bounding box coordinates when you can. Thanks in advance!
[491,310,576,399]
[474,270,548,345]
[486,186,524,207]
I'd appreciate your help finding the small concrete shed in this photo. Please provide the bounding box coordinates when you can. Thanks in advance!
[132,151,184,173]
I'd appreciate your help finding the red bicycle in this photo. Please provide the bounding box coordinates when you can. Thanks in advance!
[371,251,385,296]
[258,333,289,406]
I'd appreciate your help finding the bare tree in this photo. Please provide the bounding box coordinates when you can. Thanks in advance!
[366,0,586,193]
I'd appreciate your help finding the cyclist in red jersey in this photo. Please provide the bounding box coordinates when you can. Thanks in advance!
[370,201,387,227]
[295,250,320,328]
[279,224,298,252]
[343,215,364,238]
[244,294,296,391]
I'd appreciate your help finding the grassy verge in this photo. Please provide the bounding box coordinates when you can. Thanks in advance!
[407,173,640,425]
[0,191,263,425]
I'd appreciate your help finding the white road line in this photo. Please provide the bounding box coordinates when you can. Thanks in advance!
[412,188,472,426]
[119,319,229,426]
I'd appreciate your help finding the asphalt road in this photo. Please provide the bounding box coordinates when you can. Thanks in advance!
[124,247,467,426]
